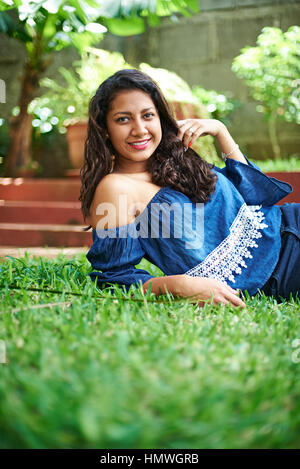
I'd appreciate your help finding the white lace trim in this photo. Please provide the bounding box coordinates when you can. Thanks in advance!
[184,204,268,283]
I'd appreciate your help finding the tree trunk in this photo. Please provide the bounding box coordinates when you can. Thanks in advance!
[4,61,41,177]
[267,112,281,160]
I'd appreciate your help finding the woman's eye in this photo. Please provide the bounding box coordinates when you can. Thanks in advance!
[116,117,129,123]
[116,113,154,122]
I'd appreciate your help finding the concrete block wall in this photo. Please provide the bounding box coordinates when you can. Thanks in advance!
[0,0,300,161]
[102,0,300,160]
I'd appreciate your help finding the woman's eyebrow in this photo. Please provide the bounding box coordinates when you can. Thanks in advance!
[112,107,155,117]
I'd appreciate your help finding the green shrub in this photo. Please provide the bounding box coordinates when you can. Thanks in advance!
[232,26,300,159]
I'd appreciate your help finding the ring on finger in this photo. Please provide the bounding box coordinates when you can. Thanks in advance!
[187,129,194,135]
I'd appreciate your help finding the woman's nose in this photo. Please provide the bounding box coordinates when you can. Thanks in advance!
[131,118,147,136]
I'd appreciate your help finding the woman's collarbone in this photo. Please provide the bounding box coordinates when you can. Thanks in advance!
[129,179,162,218]
[115,175,162,218]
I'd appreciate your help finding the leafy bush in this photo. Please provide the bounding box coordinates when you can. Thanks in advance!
[192,87,240,127]
[232,26,300,159]
[29,48,133,131]
[31,49,228,163]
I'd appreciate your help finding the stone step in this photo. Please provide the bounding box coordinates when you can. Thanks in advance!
[1,172,299,248]
[0,200,85,225]
[0,178,81,201]
[0,247,87,260]
[1,173,299,203]
[0,223,92,247]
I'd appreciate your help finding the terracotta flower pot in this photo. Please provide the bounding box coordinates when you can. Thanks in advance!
[15,168,38,178]
[170,101,209,120]
[65,121,88,169]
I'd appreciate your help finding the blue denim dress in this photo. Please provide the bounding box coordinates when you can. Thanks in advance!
[260,203,300,301]
[86,157,295,296]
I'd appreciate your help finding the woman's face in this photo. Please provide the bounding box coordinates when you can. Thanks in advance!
[106,89,162,172]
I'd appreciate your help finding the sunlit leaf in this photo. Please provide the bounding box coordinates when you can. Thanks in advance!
[103,15,145,35]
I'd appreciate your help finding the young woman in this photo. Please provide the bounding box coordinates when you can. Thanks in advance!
[80,69,300,307]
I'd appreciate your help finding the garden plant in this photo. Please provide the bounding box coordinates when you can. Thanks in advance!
[31,50,222,165]
[0,0,198,176]
[232,26,300,160]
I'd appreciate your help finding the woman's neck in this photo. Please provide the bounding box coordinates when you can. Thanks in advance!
[112,167,152,182]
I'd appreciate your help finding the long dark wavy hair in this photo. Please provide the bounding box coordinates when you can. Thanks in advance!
[80,69,217,227]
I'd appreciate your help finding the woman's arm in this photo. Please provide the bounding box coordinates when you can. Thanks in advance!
[143,274,245,308]
[177,119,248,165]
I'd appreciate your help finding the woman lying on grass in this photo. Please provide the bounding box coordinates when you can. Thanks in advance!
[80,69,299,307]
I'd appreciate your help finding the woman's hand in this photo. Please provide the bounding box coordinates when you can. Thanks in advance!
[181,275,246,308]
[143,274,246,308]
[177,118,248,164]
[177,118,225,149]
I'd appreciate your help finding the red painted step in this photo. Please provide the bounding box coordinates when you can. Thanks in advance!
[1,173,299,204]
[0,178,81,202]
[0,172,299,248]
[0,223,92,247]
[267,172,300,205]
[0,201,84,225]
[0,178,91,247]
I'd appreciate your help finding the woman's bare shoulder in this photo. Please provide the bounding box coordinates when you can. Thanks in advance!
[90,174,137,229]
[92,173,138,206]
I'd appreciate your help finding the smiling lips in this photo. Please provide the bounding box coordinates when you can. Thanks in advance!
[127,138,151,150]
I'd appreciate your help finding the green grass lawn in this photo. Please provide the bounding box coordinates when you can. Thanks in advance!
[0,253,300,449]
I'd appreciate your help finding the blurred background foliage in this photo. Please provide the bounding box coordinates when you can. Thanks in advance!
[0,0,299,176]
[2,46,237,171]
[232,26,300,159]
[0,0,199,176]
[32,49,239,166]
[29,50,238,131]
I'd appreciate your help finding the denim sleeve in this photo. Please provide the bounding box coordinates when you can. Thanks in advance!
[214,155,293,206]
[86,227,154,293]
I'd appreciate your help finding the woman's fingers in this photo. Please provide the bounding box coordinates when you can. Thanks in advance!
[188,129,208,148]
[177,120,191,139]
[185,129,198,148]
[214,297,230,306]
[182,275,246,309]
[220,284,245,307]
[196,295,245,308]
[178,122,207,148]
[197,287,245,308]
[184,125,202,148]
[226,293,245,308]
[213,294,245,308]
[177,121,195,146]
[177,119,223,149]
